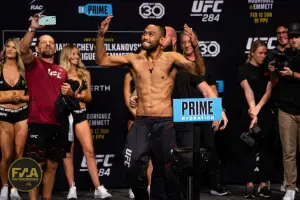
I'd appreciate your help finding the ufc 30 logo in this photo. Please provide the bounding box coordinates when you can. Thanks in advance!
[139,3,165,19]
[48,69,62,79]
[245,37,277,53]
[124,148,132,168]
[198,41,220,57]
[191,0,223,22]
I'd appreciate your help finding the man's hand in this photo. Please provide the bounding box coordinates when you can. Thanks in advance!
[219,111,228,130]
[268,60,276,72]
[183,24,198,48]
[30,14,45,30]
[129,96,138,109]
[98,15,113,37]
[279,67,293,77]
[212,121,220,132]
[61,83,74,96]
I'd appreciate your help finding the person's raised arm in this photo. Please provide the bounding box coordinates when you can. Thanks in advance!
[96,15,131,67]
[173,24,205,76]
[20,15,43,66]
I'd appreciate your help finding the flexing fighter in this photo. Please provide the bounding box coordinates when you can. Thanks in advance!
[96,15,205,200]
[0,38,29,200]
[129,26,229,198]
[60,44,111,199]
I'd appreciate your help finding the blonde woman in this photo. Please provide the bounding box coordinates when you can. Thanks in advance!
[237,40,273,198]
[0,38,29,200]
[60,44,111,199]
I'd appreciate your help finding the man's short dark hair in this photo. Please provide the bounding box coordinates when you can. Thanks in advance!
[36,34,55,46]
[150,24,166,37]
[276,24,288,30]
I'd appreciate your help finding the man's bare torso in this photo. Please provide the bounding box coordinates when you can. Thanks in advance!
[129,51,177,117]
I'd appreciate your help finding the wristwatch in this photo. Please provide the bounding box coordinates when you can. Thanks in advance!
[28,27,36,32]
[222,108,226,113]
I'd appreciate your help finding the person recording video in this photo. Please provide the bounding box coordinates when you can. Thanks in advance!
[237,40,274,198]
[269,22,300,200]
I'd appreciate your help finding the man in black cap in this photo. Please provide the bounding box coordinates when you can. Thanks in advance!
[269,22,300,200]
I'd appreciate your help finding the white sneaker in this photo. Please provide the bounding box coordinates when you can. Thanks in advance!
[147,185,150,195]
[67,183,77,199]
[0,185,8,200]
[281,182,299,193]
[10,188,21,200]
[283,189,296,200]
[94,185,112,199]
[129,188,134,199]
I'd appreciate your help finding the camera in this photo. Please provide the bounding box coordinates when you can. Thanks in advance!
[273,48,300,71]
[240,123,262,146]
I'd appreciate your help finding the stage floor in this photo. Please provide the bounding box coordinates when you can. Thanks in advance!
[17,184,298,199]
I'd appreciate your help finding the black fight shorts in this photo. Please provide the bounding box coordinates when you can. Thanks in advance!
[0,104,28,124]
[124,116,177,168]
[24,123,64,163]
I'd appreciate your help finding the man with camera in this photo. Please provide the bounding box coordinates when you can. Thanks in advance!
[269,22,300,200]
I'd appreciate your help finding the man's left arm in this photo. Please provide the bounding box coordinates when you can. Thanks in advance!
[173,24,205,76]
[197,81,228,130]
[173,51,205,76]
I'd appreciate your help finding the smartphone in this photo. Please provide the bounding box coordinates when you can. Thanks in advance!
[39,16,56,26]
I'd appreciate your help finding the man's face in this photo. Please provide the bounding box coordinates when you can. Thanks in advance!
[141,25,163,51]
[289,35,300,49]
[180,34,193,56]
[276,26,288,46]
[36,35,56,58]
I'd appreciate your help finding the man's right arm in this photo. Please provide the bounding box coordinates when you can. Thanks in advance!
[20,15,41,65]
[95,15,131,67]
[20,30,35,65]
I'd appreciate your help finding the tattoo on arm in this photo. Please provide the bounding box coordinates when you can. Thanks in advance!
[175,60,197,75]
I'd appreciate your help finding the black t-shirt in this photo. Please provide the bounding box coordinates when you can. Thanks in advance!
[237,63,270,108]
[172,69,207,131]
[274,50,300,114]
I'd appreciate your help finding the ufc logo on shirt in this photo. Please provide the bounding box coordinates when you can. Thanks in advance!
[48,69,62,79]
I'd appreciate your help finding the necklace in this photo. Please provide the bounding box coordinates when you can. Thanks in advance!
[147,52,163,73]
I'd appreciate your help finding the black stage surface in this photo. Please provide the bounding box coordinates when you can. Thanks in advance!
[15,184,299,199]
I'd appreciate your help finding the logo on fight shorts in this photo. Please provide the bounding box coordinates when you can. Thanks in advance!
[8,158,42,192]
[0,112,7,117]
[30,134,38,139]
[124,149,132,168]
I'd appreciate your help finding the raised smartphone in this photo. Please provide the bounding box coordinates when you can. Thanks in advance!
[39,16,56,25]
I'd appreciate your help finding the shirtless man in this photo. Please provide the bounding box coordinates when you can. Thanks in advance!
[96,15,205,200]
